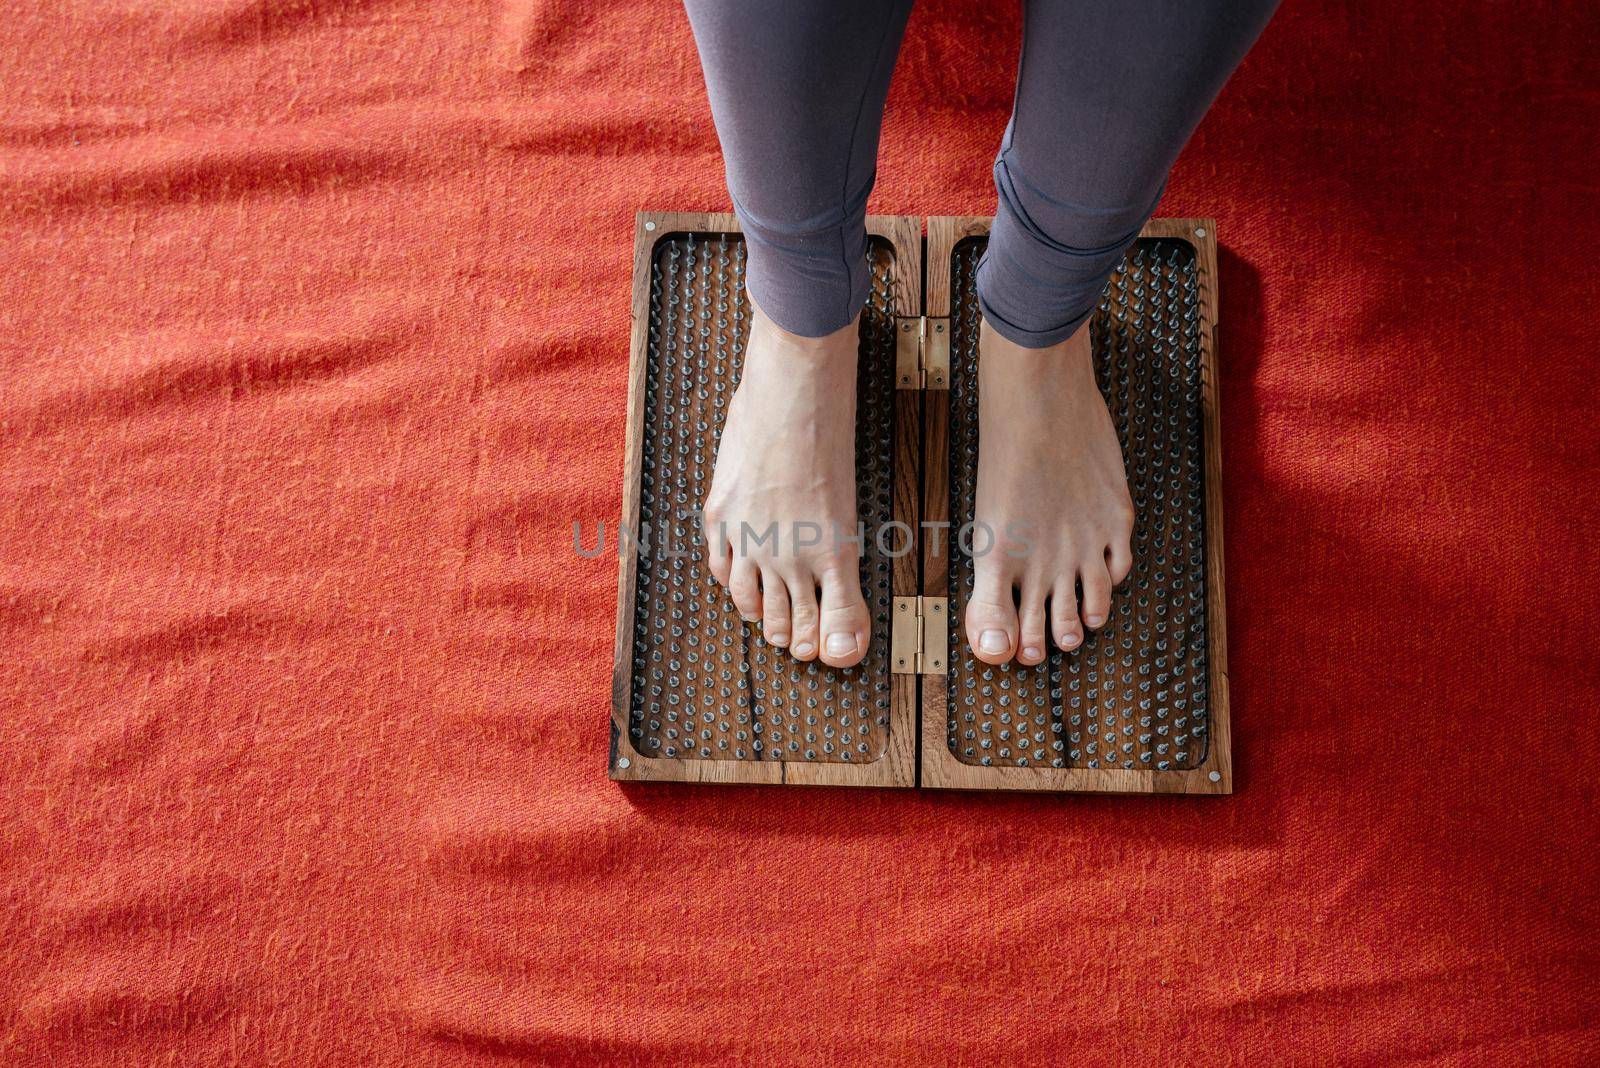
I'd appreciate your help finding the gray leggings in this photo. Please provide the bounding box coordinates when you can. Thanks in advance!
[683,0,1279,347]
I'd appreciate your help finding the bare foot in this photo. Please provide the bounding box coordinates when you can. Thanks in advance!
[701,296,872,668]
[964,317,1135,665]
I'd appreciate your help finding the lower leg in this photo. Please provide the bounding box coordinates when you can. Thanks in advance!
[980,0,1280,347]
[683,0,912,337]
[966,0,1279,663]
[684,0,912,665]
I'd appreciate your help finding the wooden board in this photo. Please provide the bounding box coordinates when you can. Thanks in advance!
[611,212,1231,795]
[919,216,1232,795]
[609,212,921,788]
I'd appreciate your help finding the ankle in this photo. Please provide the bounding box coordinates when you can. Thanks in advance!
[980,317,1093,385]
[747,291,859,368]
[746,327,857,389]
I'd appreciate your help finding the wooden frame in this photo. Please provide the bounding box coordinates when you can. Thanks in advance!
[919,216,1232,794]
[611,212,1231,795]
[609,211,921,788]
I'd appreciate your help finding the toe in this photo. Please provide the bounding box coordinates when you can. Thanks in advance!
[964,570,1018,665]
[707,538,732,588]
[1051,583,1083,651]
[1107,538,1134,587]
[817,562,870,668]
[760,569,791,648]
[1079,558,1113,631]
[1017,585,1048,665]
[704,511,732,586]
[728,559,762,622]
[787,576,821,661]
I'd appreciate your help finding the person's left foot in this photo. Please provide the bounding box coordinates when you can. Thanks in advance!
[964,316,1135,665]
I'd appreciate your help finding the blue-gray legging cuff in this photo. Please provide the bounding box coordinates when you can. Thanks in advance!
[976,164,1168,349]
[731,180,874,339]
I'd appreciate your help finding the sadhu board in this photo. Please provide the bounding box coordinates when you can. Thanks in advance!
[610,212,1230,795]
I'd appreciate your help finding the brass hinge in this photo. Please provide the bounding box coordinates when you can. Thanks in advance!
[895,316,950,390]
[891,595,949,675]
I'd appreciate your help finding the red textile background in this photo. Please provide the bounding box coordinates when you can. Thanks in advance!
[3,1,1597,1064]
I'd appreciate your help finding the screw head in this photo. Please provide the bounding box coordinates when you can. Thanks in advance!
[1208,770,1220,782]
[643,221,657,232]
[1194,227,1207,238]
[618,757,632,769]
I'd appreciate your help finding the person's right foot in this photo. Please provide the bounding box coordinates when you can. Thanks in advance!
[701,295,873,668]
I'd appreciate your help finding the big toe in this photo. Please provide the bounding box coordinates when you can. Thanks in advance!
[964,579,1018,665]
[817,563,871,668]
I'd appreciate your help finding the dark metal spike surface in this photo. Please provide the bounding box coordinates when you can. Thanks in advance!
[946,237,1210,770]
[629,233,896,763]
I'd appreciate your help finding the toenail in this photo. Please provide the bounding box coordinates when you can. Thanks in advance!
[1086,615,1104,627]
[979,629,1009,654]
[1023,646,1041,660]
[768,632,789,647]
[825,633,856,656]
[794,641,814,657]
[1060,632,1080,647]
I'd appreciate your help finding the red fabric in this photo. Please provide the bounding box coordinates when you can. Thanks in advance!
[3,1,1597,1064]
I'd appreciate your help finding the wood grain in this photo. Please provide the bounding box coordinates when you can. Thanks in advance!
[925,216,991,318]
